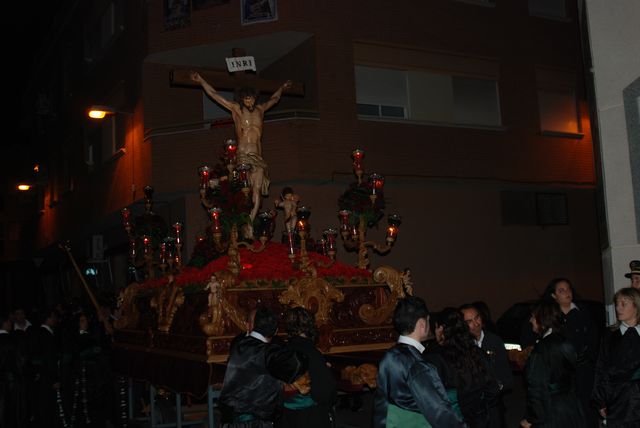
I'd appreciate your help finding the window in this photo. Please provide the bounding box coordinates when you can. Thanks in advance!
[536,67,580,135]
[85,115,125,167]
[101,115,126,158]
[538,89,579,134]
[84,0,124,63]
[501,191,569,226]
[529,0,566,20]
[355,67,408,119]
[536,193,569,225]
[355,66,501,127]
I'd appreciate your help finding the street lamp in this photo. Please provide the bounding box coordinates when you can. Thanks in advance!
[87,105,132,119]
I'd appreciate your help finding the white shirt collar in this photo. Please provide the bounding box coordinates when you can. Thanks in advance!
[41,324,54,335]
[249,331,269,343]
[14,320,31,331]
[476,330,485,348]
[542,328,553,338]
[620,322,640,335]
[398,335,425,354]
[569,302,578,311]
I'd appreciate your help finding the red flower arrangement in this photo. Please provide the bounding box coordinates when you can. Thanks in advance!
[140,242,372,290]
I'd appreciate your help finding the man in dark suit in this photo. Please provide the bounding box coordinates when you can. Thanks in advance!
[1,313,27,427]
[29,308,60,428]
[373,296,466,428]
[461,303,513,428]
[220,307,306,427]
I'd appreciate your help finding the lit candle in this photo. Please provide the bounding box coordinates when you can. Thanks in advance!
[121,207,131,226]
[386,214,402,244]
[352,149,365,178]
[287,230,295,255]
[236,164,251,189]
[173,222,182,245]
[324,228,338,251]
[159,242,167,264]
[210,207,222,233]
[369,173,385,195]
[317,238,327,256]
[339,210,351,231]
[121,208,132,235]
[142,235,151,256]
[198,166,211,190]
[129,238,137,261]
[225,139,238,160]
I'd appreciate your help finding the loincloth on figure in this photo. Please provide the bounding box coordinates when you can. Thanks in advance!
[237,152,270,196]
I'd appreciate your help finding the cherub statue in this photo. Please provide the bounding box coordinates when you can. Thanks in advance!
[274,187,300,232]
[205,274,222,311]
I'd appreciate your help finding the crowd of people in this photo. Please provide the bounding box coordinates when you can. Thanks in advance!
[0,303,115,427]
[2,260,640,428]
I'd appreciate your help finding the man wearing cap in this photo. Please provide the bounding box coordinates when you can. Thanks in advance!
[626,260,640,289]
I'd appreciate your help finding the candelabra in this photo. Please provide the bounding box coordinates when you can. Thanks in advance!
[337,149,401,270]
[208,207,272,276]
[285,207,334,276]
[120,187,183,280]
[339,211,401,270]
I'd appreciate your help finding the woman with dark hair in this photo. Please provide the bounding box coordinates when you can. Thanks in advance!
[277,307,336,428]
[543,277,598,426]
[592,287,640,427]
[520,300,585,428]
[424,308,499,428]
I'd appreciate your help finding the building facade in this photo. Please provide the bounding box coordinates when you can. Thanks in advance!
[18,0,603,316]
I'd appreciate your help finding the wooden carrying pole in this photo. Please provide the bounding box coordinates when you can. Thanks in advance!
[60,243,114,335]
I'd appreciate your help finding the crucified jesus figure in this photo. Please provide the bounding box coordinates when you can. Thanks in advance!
[191,71,292,231]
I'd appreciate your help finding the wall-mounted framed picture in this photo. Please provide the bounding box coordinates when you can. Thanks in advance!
[164,0,191,31]
[241,0,277,25]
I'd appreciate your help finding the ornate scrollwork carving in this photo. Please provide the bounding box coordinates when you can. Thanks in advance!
[150,276,185,333]
[114,282,141,330]
[358,265,412,325]
[278,277,345,325]
[199,270,247,336]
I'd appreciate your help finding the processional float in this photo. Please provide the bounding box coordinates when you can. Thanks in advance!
[112,147,411,395]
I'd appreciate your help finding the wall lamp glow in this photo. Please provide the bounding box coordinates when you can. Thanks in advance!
[87,105,116,119]
[87,105,133,119]
[17,184,32,191]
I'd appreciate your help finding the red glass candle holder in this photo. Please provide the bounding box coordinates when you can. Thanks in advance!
[210,207,222,233]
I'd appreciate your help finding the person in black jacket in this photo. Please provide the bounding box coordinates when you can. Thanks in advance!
[373,296,466,428]
[220,307,307,427]
[542,277,599,427]
[1,313,27,428]
[521,300,585,428]
[592,287,640,427]
[29,308,61,428]
[425,308,500,428]
[277,307,336,428]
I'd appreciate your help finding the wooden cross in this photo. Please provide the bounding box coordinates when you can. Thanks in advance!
[170,47,304,96]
